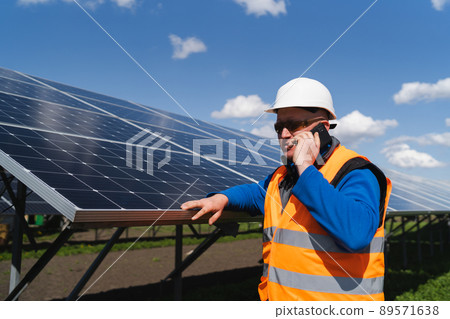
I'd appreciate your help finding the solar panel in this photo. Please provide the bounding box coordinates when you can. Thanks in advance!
[384,169,450,212]
[0,67,281,225]
[0,67,449,227]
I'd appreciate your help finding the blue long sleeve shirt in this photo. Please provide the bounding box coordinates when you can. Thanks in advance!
[215,165,381,252]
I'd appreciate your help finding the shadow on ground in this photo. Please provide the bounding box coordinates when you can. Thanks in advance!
[65,265,262,301]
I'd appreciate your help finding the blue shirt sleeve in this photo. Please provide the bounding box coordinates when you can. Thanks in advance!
[207,173,273,216]
[292,166,380,252]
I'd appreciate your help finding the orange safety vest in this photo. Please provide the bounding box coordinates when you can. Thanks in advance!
[258,145,392,301]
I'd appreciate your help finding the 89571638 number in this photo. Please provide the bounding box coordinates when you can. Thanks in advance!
[379,305,439,316]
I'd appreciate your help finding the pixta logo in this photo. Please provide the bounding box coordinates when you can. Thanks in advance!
[126,130,172,175]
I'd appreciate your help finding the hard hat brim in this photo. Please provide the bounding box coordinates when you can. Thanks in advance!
[264,105,337,120]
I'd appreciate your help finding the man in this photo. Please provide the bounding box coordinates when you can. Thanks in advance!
[181,78,392,301]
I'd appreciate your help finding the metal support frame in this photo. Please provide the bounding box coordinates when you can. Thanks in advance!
[385,212,449,269]
[0,170,37,296]
[160,222,239,300]
[163,228,228,301]
[174,225,183,300]
[5,226,74,301]
[0,170,36,249]
[401,216,407,268]
[67,227,126,300]
[9,207,23,293]
[187,224,201,238]
[428,214,434,257]
[416,218,422,264]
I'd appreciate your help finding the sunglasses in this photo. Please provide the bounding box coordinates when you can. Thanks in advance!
[274,117,327,135]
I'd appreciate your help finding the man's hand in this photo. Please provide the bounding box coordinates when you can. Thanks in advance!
[292,131,320,175]
[180,194,229,225]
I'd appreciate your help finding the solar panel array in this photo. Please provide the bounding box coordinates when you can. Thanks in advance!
[0,67,281,221]
[0,67,449,224]
[384,169,450,212]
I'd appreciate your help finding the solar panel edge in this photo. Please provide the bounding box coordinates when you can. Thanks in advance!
[0,149,76,221]
[73,208,261,228]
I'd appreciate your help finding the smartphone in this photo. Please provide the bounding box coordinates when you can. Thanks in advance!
[310,122,332,154]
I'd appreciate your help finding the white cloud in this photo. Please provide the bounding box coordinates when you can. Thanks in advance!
[446,118,450,126]
[393,77,450,104]
[111,0,135,8]
[251,124,277,138]
[387,132,450,147]
[234,0,287,17]
[332,110,398,147]
[211,95,269,119]
[382,143,445,168]
[431,0,450,11]
[80,0,105,10]
[169,34,207,60]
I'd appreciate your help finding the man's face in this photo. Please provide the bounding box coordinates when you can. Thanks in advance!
[275,107,329,161]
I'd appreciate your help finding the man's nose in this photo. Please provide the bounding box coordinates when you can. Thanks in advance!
[280,127,292,139]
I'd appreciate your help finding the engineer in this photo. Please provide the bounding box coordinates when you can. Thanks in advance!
[181,78,392,301]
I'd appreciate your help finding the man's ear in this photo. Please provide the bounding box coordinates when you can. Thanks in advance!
[323,121,331,131]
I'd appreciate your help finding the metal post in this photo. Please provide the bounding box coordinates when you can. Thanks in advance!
[187,224,201,238]
[416,217,422,264]
[66,227,126,300]
[441,216,446,254]
[174,225,183,300]
[9,181,27,295]
[429,214,434,257]
[401,216,407,268]
[164,227,224,282]
[9,211,23,294]
[6,227,74,301]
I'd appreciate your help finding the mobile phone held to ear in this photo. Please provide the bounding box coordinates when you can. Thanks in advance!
[310,122,332,154]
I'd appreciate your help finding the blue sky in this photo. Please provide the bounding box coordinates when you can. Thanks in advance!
[1,0,450,181]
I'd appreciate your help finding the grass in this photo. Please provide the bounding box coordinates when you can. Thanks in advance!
[395,271,450,301]
[0,224,263,262]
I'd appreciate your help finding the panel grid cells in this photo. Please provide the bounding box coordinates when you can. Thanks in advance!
[0,68,278,212]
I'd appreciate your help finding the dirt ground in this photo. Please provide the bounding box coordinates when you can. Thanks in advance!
[0,232,263,301]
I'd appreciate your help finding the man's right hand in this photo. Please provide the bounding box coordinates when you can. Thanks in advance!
[180,194,229,226]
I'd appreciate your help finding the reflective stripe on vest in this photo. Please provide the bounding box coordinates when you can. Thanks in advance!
[263,262,269,278]
[273,228,385,254]
[263,226,276,243]
[269,266,384,295]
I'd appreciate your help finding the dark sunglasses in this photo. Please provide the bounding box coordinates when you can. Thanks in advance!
[274,117,327,135]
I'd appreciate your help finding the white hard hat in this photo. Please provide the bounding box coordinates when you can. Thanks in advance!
[265,77,337,120]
